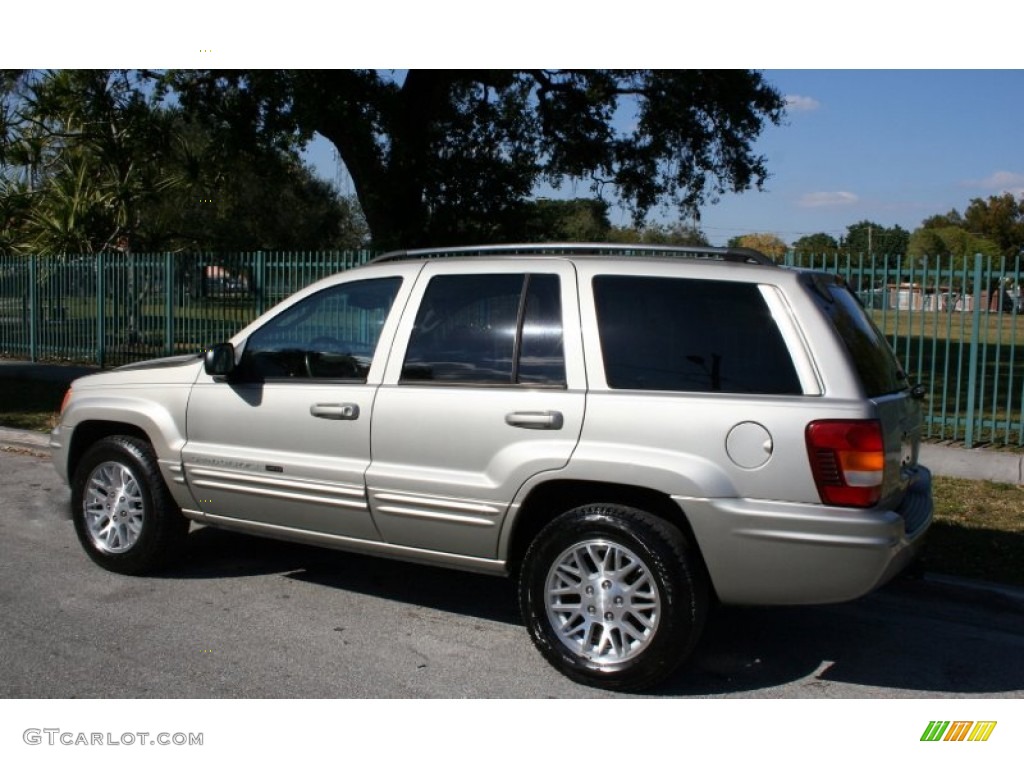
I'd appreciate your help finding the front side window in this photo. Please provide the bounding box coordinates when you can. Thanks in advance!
[401,273,565,386]
[593,275,802,395]
[239,277,401,381]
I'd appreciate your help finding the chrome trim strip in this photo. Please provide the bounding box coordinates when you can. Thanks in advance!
[373,492,501,516]
[187,466,366,498]
[189,477,367,510]
[185,465,367,510]
[161,460,187,485]
[375,504,497,527]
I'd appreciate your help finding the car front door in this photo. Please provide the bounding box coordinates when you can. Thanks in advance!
[366,261,586,560]
[182,275,407,539]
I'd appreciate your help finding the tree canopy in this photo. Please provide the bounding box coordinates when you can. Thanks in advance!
[843,220,909,257]
[0,70,367,255]
[792,232,839,254]
[162,70,786,249]
[962,194,1024,256]
[727,232,787,261]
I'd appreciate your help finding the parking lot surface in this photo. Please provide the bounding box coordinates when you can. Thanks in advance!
[2,449,1022,698]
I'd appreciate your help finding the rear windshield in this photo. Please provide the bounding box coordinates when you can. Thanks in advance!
[805,274,907,397]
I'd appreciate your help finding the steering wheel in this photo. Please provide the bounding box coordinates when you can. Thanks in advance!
[304,336,360,379]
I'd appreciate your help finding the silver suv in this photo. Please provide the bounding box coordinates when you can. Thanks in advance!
[51,244,933,690]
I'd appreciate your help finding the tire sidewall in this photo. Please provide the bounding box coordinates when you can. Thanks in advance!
[520,505,705,690]
[71,437,173,575]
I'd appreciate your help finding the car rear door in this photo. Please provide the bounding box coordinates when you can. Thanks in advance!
[366,259,586,559]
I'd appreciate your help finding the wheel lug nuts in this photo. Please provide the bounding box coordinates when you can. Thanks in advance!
[601,580,611,589]
[604,612,614,621]
[585,586,594,595]
[587,606,596,614]
[614,597,623,606]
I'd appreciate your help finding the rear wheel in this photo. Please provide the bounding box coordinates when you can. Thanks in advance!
[71,436,189,575]
[519,503,707,691]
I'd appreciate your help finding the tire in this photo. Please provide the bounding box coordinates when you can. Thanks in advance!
[518,503,708,691]
[71,435,189,575]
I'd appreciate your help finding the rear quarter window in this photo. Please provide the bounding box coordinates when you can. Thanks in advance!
[593,275,802,395]
[804,274,907,398]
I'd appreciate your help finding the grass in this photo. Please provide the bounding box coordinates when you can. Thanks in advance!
[0,377,67,431]
[0,375,1020,587]
[920,476,1024,587]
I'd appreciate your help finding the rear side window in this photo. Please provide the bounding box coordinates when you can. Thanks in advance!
[806,274,906,397]
[593,275,802,395]
[401,273,565,386]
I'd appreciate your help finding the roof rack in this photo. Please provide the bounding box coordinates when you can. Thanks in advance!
[370,242,777,267]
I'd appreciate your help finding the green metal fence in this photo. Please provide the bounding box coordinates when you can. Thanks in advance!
[0,250,376,368]
[2,249,1022,447]
[786,252,1024,448]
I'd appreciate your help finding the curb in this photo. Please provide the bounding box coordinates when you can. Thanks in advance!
[919,443,1024,485]
[0,427,50,454]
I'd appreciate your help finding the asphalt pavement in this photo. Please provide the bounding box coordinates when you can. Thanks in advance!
[1,448,1022,698]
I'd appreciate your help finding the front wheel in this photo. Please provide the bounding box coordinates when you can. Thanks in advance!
[518,503,707,691]
[71,435,189,575]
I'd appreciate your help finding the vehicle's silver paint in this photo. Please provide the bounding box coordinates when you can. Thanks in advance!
[53,250,931,607]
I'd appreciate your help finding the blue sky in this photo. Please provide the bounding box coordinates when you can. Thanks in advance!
[302,70,1024,246]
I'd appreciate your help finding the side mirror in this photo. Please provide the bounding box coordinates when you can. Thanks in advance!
[204,342,236,377]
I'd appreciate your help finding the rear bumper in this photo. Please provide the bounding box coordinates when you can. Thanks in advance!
[678,465,933,605]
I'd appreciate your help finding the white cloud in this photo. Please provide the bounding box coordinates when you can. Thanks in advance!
[964,170,1024,196]
[784,94,820,112]
[799,191,859,208]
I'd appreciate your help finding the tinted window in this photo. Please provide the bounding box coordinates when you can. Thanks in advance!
[240,277,401,381]
[402,274,564,386]
[593,276,801,394]
[519,274,565,384]
[806,274,906,397]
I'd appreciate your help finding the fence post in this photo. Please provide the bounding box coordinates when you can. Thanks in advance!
[164,252,174,356]
[29,254,37,362]
[964,253,984,448]
[255,250,266,316]
[96,253,106,367]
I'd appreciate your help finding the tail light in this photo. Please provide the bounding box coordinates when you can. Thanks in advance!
[805,419,885,508]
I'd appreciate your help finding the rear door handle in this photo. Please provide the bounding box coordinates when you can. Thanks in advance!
[505,410,564,430]
[310,403,360,420]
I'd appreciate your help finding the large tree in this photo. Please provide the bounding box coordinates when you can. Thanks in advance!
[843,220,909,257]
[163,70,786,249]
[727,232,788,261]
[608,221,710,246]
[792,232,839,254]
[963,193,1024,256]
[905,226,1000,272]
[0,70,368,255]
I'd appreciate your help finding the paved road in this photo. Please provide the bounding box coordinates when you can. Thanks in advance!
[2,449,1023,698]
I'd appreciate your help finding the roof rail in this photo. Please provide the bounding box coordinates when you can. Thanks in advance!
[369,242,777,267]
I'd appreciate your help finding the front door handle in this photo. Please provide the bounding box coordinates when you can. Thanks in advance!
[505,410,564,430]
[310,403,360,420]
